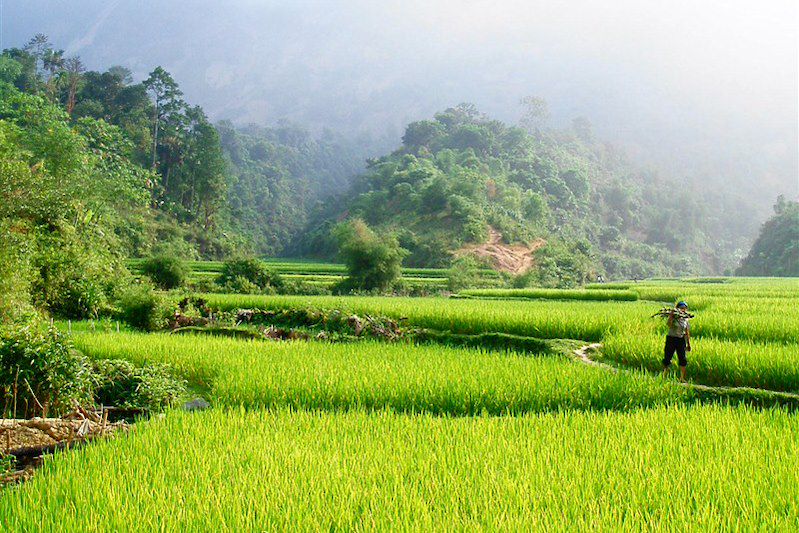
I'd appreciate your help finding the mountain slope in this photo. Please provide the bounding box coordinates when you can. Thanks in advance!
[297,104,749,281]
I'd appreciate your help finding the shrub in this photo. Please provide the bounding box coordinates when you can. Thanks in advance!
[118,283,171,331]
[91,359,187,412]
[141,255,187,290]
[217,258,283,292]
[521,240,596,288]
[334,219,407,293]
[447,256,481,292]
[0,326,92,418]
[221,275,264,295]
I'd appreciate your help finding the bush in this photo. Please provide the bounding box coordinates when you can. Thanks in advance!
[522,240,596,288]
[334,219,407,293]
[91,359,187,411]
[447,256,481,292]
[141,255,187,290]
[118,283,171,331]
[217,258,283,292]
[221,275,264,295]
[30,225,124,320]
[0,326,92,418]
[0,220,36,324]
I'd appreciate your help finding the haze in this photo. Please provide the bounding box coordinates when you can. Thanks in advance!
[4,0,797,214]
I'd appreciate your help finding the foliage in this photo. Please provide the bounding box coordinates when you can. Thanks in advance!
[0,326,92,418]
[0,82,135,320]
[117,283,171,331]
[217,122,367,256]
[298,102,752,279]
[2,36,238,265]
[526,239,596,288]
[446,256,482,291]
[141,254,187,290]
[217,257,283,292]
[91,358,186,411]
[333,219,407,292]
[736,196,799,277]
[2,406,797,530]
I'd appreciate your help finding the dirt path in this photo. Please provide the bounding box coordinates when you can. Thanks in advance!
[572,343,799,402]
[572,343,616,372]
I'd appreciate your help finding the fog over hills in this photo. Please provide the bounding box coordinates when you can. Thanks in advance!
[4,0,797,222]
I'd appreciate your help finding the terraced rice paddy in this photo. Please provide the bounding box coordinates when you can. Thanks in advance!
[2,277,797,529]
[2,407,797,531]
[127,258,502,290]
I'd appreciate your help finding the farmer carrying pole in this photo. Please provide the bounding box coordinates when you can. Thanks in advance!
[661,301,692,381]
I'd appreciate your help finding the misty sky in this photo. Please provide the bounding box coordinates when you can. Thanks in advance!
[3,0,797,205]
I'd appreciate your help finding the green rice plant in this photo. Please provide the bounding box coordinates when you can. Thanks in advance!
[1,405,796,530]
[584,282,632,290]
[602,331,799,392]
[201,285,799,344]
[460,288,639,301]
[74,333,688,414]
[200,294,656,341]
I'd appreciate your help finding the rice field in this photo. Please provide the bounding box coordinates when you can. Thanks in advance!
[2,277,798,529]
[73,333,689,414]
[459,287,639,301]
[2,406,797,530]
[126,258,502,290]
[201,288,799,345]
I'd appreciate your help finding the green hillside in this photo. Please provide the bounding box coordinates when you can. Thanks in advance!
[296,104,748,281]
[737,197,799,277]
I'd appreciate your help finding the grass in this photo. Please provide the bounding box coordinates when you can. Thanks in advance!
[460,288,639,301]
[602,332,799,393]
[1,405,796,531]
[128,258,501,285]
[200,281,799,344]
[4,277,798,530]
[200,294,650,341]
[74,333,689,414]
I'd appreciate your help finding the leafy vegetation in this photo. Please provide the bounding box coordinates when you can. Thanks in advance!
[2,406,797,530]
[140,255,187,290]
[0,326,185,417]
[216,257,284,294]
[117,283,170,332]
[333,219,407,293]
[298,102,750,280]
[217,122,368,256]
[0,327,92,418]
[91,359,186,412]
[737,196,798,277]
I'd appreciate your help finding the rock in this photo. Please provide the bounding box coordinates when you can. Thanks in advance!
[182,398,211,412]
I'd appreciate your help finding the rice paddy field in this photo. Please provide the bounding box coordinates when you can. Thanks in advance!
[127,258,502,290]
[2,276,798,530]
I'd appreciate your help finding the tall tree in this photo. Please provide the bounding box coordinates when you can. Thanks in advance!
[143,67,185,174]
[519,95,550,134]
[63,57,85,115]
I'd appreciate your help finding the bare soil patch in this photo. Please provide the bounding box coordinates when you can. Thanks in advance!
[455,227,545,275]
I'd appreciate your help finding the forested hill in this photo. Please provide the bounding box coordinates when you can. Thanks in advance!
[217,122,367,256]
[0,35,369,261]
[0,34,771,285]
[736,197,799,277]
[295,103,753,280]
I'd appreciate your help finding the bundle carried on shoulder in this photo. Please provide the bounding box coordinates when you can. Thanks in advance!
[651,307,695,320]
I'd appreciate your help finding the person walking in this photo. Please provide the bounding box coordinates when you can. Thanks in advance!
[662,301,691,381]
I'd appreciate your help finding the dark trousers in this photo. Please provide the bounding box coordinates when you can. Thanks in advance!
[663,335,687,367]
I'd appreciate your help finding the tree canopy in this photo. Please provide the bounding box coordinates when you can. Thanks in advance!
[737,197,798,277]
